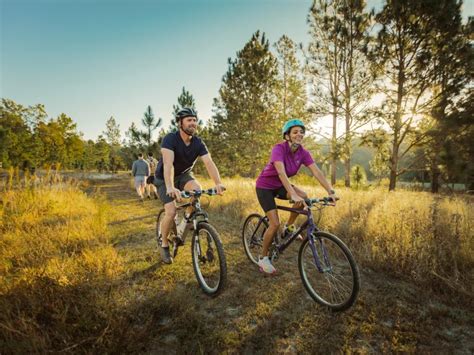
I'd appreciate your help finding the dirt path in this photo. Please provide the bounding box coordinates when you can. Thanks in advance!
[92,176,474,354]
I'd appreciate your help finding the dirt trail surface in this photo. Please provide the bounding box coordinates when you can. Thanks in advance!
[92,176,473,354]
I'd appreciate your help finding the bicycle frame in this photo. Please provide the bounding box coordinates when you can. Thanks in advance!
[176,196,210,231]
[251,204,331,273]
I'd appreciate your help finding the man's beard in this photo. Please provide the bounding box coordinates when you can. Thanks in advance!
[182,127,196,136]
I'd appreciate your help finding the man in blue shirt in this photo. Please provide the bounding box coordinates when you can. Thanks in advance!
[154,107,225,264]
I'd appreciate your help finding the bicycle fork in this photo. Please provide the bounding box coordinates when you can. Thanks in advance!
[307,227,332,273]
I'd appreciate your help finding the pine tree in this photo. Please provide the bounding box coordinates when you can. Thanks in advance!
[102,116,124,172]
[103,116,121,146]
[127,106,162,151]
[338,0,374,187]
[169,87,198,132]
[212,31,280,177]
[306,0,344,185]
[274,35,308,121]
[141,106,162,147]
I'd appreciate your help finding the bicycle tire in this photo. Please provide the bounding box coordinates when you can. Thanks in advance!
[191,222,227,296]
[242,213,268,265]
[298,231,360,312]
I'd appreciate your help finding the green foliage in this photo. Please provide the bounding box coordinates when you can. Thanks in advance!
[421,3,473,191]
[209,31,280,177]
[0,99,84,170]
[103,116,121,146]
[0,103,35,169]
[350,164,367,188]
[274,35,308,121]
[125,106,162,155]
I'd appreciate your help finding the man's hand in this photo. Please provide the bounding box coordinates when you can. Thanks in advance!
[215,183,226,195]
[328,190,338,205]
[166,186,182,202]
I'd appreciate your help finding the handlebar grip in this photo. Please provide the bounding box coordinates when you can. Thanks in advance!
[180,191,191,198]
[323,196,340,202]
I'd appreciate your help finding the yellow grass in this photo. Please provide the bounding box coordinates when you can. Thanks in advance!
[210,177,474,293]
[0,172,123,351]
[1,172,472,352]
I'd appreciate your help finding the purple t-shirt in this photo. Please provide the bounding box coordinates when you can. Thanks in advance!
[256,142,315,189]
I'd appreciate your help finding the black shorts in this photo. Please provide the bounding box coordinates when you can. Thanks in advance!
[154,173,195,204]
[146,175,155,185]
[256,186,289,213]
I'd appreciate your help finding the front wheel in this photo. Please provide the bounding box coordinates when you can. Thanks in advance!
[191,222,227,296]
[298,231,360,312]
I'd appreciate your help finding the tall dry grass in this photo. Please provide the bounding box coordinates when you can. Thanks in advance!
[200,176,474,298]
[0,169,123,352]
[1,172,472,351]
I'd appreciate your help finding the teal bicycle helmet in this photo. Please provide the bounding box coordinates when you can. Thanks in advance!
[282,118,305,138]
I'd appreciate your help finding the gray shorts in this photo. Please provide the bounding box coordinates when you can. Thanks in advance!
[134,175,146,188]
[154,173,195,204]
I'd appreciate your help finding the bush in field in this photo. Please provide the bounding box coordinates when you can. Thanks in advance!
[350,164,367,189]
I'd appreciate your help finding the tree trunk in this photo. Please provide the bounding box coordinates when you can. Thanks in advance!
[389,49,405,192]
[431,159,440,193]
[345,157,351,187]
[344,96,351,187]
[389,140,399,191]
[331,107,337,186]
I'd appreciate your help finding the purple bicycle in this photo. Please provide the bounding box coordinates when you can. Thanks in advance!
[242,197,360,312]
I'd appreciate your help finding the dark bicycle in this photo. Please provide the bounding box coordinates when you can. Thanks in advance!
[242,197,360,312]
[156,188,227,296]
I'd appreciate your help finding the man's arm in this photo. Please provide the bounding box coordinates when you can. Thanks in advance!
[132,161,137,176]
[161,148,181,201]
[201,154,225,194]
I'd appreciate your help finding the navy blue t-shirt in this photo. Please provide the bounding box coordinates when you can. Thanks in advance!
[155,131,208,179]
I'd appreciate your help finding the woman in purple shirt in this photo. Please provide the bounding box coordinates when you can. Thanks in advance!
[255,119,337,274]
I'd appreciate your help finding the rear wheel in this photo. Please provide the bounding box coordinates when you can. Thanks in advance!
[242,213,268,265]
[298,231,360,312]
[192,222,227,296]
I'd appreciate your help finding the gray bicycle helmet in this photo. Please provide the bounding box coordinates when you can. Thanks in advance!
[175,107,197,122]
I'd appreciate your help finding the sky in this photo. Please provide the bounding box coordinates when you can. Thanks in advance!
[1,0,472,140]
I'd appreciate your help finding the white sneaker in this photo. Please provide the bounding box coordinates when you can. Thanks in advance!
[258,256,277,274]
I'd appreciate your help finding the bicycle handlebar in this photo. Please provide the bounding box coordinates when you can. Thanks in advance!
[180,187,225,198]
[289,196,339,207]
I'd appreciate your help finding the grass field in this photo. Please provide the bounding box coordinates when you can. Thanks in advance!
[1,172,473,353]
